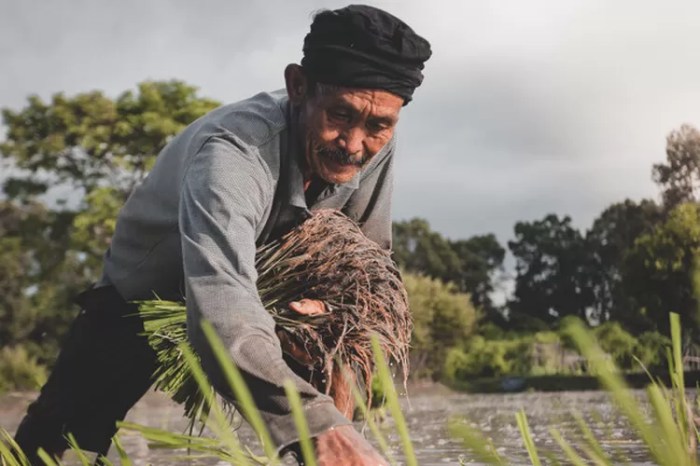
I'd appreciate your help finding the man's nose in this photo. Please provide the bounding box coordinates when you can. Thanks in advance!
[339,127,364,156]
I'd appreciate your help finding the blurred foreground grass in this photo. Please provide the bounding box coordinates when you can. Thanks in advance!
[1,314,698,465]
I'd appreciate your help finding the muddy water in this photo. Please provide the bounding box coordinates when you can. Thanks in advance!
[1,387,656,465]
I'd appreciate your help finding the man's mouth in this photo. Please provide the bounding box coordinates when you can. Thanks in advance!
[317,146,367,168]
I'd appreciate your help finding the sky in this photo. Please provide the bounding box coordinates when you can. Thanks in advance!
[2,0,700,250]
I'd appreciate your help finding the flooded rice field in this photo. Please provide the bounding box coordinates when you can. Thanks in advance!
[1,386,657,465]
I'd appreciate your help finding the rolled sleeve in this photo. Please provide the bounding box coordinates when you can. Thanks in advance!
[179,135,350,448]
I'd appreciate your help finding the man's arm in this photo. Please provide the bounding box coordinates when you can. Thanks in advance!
[179,134,350,449]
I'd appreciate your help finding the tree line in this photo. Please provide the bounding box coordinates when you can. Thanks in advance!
[1,80,699,389]
[394,124,700,381]
[394,123,700,331]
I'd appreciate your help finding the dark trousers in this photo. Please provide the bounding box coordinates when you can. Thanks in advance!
[13,286,157,464]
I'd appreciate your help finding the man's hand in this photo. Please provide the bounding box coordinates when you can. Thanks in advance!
[278,299,327,367]
[282,298,356,419]
[288,298,326,316]
[314,425,388,466]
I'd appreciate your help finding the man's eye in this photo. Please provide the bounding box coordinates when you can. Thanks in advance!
[367,121,389,133]
[328,110,351,121]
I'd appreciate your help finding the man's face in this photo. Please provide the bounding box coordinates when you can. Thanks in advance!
[300,86,403,185]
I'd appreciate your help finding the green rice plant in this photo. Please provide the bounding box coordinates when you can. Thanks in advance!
[199,321,278,460]
[463,311,694,466]
[117,422,243,464]
[371,336,416,466]
[548,428,588,466]
[512,409,616,466]
[110,436,131,466]
[447,418,505,465]
[0,429,28,466]
[517,312,696,466]
[516,409,541,466]
[117,335,259,465]
[669,312,693,453]
[283,381,318,466]
[571,412,613,465]
[343,367,396,464]
[34,450,58,466]
[63,434,91,466]
[565,319,667,462]
[176,342,253,465]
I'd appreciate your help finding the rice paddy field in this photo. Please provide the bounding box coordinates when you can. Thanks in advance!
[0,387,661,465]
[1,315,698,465]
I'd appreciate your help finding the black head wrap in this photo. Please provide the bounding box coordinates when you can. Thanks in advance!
[301,4,432,104]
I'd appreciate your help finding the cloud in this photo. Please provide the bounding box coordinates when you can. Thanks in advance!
[2,0,700,249]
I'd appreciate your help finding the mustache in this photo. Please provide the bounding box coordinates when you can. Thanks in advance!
[316,146,368,167]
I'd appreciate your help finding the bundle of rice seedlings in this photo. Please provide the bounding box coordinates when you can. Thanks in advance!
[139,209,411,425]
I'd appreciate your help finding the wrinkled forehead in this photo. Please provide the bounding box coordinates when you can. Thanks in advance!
[314,85,403,120]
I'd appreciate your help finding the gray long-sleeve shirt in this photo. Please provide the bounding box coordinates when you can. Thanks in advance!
[100,90,395,449]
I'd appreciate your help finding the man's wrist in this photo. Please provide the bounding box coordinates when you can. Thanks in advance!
[271,399,351,453]
[280,441,304,464]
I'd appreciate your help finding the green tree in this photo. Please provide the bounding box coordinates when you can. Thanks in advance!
[0,205,34,348]
[0,200,82,362]
[593,321,639,370]
[403,273,478,380]
[443,337,532,380]
[71,187,125,274]
[652,124,700,209]
[392,219,505,310]
[508,214,593,327]
[585,199,662,326]
[1,80,220,198]
[392,219,461,283]
[634,331,671,369]
[623,202,700,336]
[0,81,220,366]
[448,234,505,312]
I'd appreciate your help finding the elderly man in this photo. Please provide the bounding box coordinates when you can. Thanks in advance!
[15,4,431,465]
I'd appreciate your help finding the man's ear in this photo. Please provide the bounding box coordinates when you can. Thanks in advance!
[284,64,309,105]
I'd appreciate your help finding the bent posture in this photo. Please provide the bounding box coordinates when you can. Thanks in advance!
[15,5,431,465]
